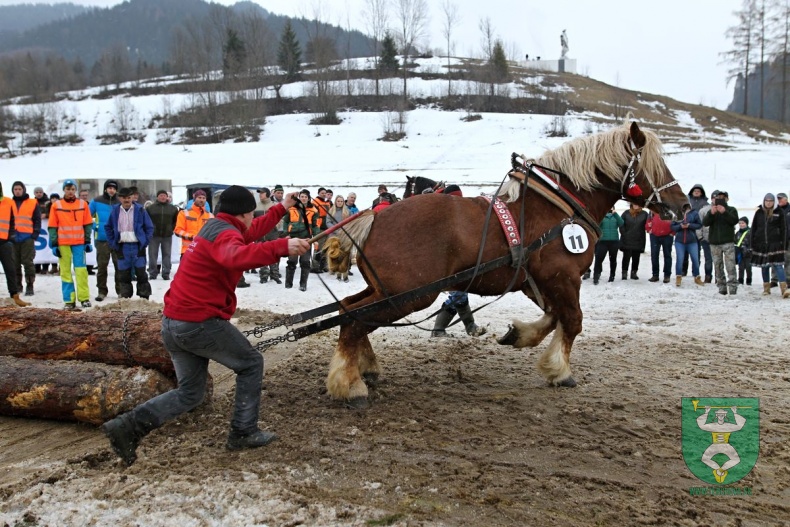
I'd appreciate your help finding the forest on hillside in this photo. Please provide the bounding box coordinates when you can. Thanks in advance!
[723,0,790,124]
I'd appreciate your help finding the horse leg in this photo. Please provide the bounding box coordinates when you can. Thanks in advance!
[328,319,372,408]
[536,285,583,388]
[497,311,557,348]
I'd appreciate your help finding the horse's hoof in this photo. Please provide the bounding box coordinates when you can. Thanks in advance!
[555,376,577,388]
[497,325,518,346]
[346,396,370,410]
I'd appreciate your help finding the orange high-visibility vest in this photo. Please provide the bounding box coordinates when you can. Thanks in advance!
[12,198,37,234]
[48,199,92,246]
[174,204,213,254]
[0,198,13,241]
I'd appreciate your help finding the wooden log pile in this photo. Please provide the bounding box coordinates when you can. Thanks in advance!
[0,307,212,424]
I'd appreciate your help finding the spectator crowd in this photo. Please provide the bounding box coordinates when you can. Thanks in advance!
[2,179,789,311]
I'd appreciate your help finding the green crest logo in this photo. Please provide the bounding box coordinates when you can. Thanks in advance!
[682,398,759,485]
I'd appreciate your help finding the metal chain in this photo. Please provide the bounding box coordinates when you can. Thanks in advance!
[251,330,297,352]
[242,319,287,339]
[121,312,139,366]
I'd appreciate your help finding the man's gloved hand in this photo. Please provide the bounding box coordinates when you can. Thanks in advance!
[85,244,93,253]
[52,246,60,258]
[137,246,146,257]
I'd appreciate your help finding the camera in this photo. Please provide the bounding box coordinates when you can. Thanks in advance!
[715,198,726,206]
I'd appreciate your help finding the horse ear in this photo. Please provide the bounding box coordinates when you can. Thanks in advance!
[629,121,647,149]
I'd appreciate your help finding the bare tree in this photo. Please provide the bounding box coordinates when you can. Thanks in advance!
[756,0,768,118]
[769,0,790,122]
[362,0,389,96]
[722,0,758,116]
[301,0,342,124]
[440,0,460,96]
[393,0,429,100]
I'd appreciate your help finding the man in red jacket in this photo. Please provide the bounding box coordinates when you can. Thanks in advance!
[101,185,309,466]
[646,211,674,283]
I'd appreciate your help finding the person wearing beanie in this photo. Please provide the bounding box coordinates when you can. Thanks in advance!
[174,190,213,256]
[0,182,31,307]
[144,190,179,281]
[283,188,318,291]
[48,179,94,309]
[185,188,212,213]
[101,186,308,466]
[254,187,282,284]
[104,187,154,300]
[703,189,739,295]
[751,193,790,297]
[10,181,41,297]
[735,216,752,286]
[88,179,122,300]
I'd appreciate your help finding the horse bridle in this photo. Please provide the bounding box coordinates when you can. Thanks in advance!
[621,138,679,217]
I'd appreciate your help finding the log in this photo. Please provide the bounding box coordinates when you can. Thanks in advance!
[0,307,175,379]
[0,356,175,425]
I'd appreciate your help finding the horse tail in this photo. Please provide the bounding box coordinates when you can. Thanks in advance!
[334,213,376,253]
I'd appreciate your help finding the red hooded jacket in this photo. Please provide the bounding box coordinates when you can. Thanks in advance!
[163,207,289,322]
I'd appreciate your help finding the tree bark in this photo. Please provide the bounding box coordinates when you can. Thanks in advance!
[0,307,174,379]
[0,357,174,425]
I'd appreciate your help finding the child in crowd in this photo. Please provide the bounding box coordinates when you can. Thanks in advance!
[734,216,752,286]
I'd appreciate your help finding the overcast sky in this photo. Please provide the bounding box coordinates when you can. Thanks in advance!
[3,0,741,108]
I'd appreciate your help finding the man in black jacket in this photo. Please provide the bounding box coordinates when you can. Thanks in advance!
[145,190,180,280]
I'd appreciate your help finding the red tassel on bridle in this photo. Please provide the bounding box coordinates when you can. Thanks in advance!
[626,183,643,197]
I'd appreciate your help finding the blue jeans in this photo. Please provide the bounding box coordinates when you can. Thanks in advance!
[650,234,673,277]
[762,265,787,284]
[129,316,264,434]
[675,241,700,277]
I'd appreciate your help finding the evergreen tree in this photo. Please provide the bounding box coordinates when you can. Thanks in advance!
[379,32,399,73]
[277,20,302,82]
[489,39,509,82]
[223,28,246,78]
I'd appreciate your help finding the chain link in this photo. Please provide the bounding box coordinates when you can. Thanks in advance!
[242,320,287,339]
[251,330,297,352]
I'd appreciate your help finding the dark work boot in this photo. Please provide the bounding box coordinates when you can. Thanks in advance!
[226,429,278,451]
[101,410,157,466]
[285,267,295,289]
[299,268,310,292]
[582,270,591,280]
[456,302,486,336]
[622,270,628,280]
[705,275,713,284]
[431,307,454,337]
[630,270,638,280]
[593,273,600,285]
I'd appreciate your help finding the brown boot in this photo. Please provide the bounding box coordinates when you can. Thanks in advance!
[12,293,31,307]
[694,276,705,286]
[675,276,682,287]
[763,283,771,295]
[781,283,790,299]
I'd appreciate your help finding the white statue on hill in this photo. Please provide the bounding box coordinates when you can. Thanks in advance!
[560,29,569,60]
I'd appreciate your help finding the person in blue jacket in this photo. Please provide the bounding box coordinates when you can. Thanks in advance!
[104,187,154,299]
[671,203,705,287]
[89,180,120,301]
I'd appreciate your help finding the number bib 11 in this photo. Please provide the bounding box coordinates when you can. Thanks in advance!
[562,224,588,254]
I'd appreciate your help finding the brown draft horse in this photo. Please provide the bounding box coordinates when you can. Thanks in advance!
[329,120,689,408]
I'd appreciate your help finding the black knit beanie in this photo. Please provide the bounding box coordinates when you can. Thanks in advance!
[218,185,256,215]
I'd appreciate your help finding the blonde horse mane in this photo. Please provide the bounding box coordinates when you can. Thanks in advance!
[331,213,377,253]
[497,119,667,203]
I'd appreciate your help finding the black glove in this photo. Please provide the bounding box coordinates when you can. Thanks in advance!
[137,246,146,257]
